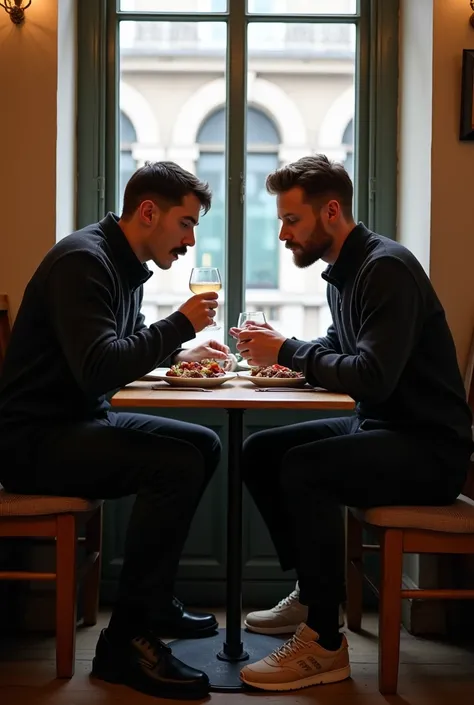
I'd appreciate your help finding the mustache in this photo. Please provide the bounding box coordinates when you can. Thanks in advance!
[171,247,187,256]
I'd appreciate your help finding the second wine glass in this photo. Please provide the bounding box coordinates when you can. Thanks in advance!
[189,267,222,330]
[237,311,266,329]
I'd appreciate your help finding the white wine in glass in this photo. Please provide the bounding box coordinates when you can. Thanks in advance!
[189,267,222,330]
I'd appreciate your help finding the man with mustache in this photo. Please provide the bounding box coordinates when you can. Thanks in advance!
[0,162,230,700]
[231,154,473,692]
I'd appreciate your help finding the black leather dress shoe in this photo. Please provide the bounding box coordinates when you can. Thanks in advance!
[150,597,218,638]
[91,627,210,700]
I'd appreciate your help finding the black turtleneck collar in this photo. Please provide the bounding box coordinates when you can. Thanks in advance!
[322,222,371,291]
[99,212,153,292]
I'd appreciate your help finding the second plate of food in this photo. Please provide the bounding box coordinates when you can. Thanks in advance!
[239,365,306,388]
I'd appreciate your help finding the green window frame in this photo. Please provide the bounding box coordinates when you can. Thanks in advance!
[76,0,399,347]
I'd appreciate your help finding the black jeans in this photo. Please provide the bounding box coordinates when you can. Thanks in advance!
[242,416,469,606]
[2,412,221,617]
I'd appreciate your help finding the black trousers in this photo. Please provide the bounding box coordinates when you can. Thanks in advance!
[242,416,469,606]
[2,412,221,617]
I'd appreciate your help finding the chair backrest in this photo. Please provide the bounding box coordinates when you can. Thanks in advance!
[466,330,474,410]
[0,294,11,374]
[463,329,474,500]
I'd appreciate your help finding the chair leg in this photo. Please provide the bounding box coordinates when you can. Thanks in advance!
[82,505,103,626]
[346,509,363,632]
[378,528,403,695]
[56,514,77,679]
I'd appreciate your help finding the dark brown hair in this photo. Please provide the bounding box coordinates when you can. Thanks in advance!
[266,154,353,219]
[121,161,212,219]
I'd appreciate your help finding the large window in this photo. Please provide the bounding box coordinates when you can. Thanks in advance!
[78,0,398,344]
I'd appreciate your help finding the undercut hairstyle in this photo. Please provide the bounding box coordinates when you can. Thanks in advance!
[121,161,212,219]
[266,154,353,220]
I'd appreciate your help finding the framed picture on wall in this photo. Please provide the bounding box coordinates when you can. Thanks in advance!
[460,49,474,141]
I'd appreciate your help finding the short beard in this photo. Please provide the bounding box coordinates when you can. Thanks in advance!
[290,221,333,269]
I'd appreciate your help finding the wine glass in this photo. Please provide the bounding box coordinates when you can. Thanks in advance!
[237,311,267,329]
[189,267,222,330]
[235,311,267,366]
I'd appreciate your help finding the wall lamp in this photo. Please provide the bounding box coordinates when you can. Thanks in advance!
[0,0,31,25]
[471,1,474,29]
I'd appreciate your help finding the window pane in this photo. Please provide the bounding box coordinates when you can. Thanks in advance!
[196,106,281,293]
[120,111,138,206]
[247,0,357,15]
[196,152,225,275]
[245,22,356,341]
[120,0,227,12]
[246,153,279,289]
[342,118,353,144]
[197,109,225,144]
[247,107,279,144]
[341,118,354,180]
[197,106,280,145]
[119,21,227,338]
[248,20,356,55]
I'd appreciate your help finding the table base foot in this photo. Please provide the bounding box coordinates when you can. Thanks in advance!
[169,628,286,691]
[216,645,248,662]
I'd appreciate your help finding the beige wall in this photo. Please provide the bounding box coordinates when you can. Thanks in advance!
[399,0,474,374]
[0,0,472,364]
[398,0,433,272]
[430,0,474,372]
[0,0,59,318]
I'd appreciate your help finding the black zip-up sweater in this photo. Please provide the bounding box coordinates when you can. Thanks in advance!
[278,224,473,446]
[0,213,195,431]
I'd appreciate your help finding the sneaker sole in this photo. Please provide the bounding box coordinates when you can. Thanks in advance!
[91,659,210,701]
[244,621,301,635]
[240,664,351,691]
[244,618,345,635]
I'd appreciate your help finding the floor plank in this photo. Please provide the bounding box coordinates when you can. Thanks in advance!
[1,610,473,704]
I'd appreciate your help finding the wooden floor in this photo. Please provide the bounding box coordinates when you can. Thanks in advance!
[1,610,473,704]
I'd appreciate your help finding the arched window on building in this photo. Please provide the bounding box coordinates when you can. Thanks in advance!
[197,106,280,289]
[120,111,138,208]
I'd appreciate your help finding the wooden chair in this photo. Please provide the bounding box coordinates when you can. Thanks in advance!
[346,330,474,694]
[0,293,103,678]
[0,293,10,375]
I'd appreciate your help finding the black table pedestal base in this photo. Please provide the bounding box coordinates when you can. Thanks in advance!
[171,410,285,691]
[170,629,285,691]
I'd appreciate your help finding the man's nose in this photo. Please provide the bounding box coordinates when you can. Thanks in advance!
[185,229,196,247]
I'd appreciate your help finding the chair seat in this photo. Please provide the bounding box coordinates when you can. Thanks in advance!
[0,489,102,517]
[350,494,474,533]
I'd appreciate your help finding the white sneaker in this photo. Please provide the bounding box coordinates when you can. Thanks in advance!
[240,623,350,692]
[244,582,345,635]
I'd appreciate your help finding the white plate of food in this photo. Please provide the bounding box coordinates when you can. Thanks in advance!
[148,360,237,388]
[239,364,306,388]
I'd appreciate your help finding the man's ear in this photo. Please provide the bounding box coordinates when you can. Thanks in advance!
[139,199,159,226]
[326,199,340,222]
